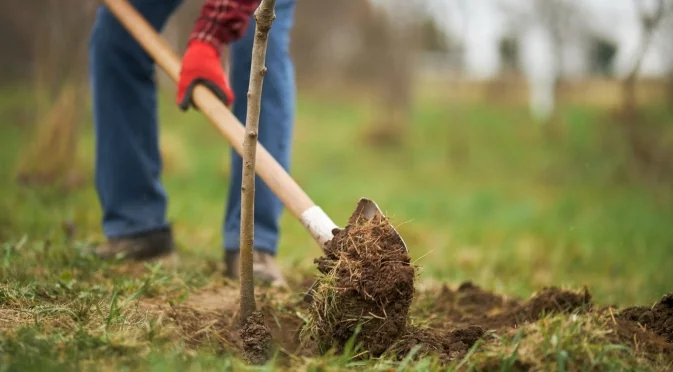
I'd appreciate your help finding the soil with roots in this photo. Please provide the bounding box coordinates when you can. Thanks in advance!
[143,278,673,367]
[137,276,673,367]
[388,282,594,362]
[132,210,673,367]
[306,210,416,357]
[617,293,673,343]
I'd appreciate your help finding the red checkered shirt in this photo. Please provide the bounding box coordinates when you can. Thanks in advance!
[189,0,261,50]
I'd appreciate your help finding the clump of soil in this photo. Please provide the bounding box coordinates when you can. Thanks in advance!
[306,209,416,357]
[455,281,522,312]
[609,315,673,360]
[140,263,672,368]
[408,283,673,366]
[521,286,593,320]
[617,293,673,343]
[239,311,273,365]
[393,283,592,363]
[390,325,486,363]
[415,282,592,333]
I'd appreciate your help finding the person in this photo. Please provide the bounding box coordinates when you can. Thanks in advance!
[87,0,297,287]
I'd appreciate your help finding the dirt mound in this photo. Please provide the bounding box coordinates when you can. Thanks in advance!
[135,263,671,368]
[390,283,593,363]
[409,284,673,365]
[455,281,522,312]
[518,286,593,321]
[306,210,416,357]
[415,282,592,332]
[610,316,673,360]
[391,325,486,363]
[617,293,673,343]
[239,311,272,365]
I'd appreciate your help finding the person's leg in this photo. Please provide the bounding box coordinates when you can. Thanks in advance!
[223,0,297,258]
[89,0,183,257]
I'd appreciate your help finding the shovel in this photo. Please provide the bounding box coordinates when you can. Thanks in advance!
[101,0,407,288]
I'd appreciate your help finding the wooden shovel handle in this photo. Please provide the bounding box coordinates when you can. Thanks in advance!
[101,0,316,220]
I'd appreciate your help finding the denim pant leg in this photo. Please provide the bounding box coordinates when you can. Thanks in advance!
[89,0,183,238]
[223,0,297,256]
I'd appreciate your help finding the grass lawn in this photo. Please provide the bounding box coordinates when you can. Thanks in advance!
[1,85,672,370]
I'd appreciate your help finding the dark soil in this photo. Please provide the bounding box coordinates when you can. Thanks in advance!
[308,208,416,357]
[143,266,672,367]
[391,325,486,364]
[610,292,673,361]
[609,316,673,361]
[617,293,673,343]
[239,311,273,365]
[455,281,521,312]
[392,283,593,362]
[407,282,673,365]
[414,282,592,332]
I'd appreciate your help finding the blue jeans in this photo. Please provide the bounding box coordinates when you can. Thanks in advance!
[89,0,296,256]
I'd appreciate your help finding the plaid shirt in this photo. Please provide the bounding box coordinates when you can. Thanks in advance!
[189,0,261,50]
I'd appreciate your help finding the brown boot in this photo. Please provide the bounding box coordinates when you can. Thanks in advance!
[91,227,174,261]
[225,250,288,288]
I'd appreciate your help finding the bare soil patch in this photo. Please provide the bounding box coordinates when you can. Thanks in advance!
[4,270,669,367]
[113,233,671,367]
[617,293,673,343]
[155,283,306,361]
[406,281,673,364]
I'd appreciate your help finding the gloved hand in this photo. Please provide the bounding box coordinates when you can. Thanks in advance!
[176,40,234,111]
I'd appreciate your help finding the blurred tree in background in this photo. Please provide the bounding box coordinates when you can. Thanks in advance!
[4,0,96,188]
[289,0,424,146]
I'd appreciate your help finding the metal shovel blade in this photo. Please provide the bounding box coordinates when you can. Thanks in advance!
[303,198,407,303]
[350,198,408,252]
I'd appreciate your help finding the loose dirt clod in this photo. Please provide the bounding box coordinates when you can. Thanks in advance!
[239,311,273,365]
[134,265,672,368]
[415,282,592,332]
[609,316,673,361]
[390,325,486,363]
[456,281,521,312]
[524,286,593,319]
[305,212,416,357]
[618,293,673,343]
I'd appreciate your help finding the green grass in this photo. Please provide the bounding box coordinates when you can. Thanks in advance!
[465,313,670,371]
[1,84,672,370]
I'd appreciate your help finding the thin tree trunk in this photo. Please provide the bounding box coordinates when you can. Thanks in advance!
[622,0,665,115]
[17,0,94,188]
[617,0,668,175]
[667,71,673,106]
[239,0,276,321]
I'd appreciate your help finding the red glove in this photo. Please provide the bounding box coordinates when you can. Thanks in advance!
[176,40,234,111]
